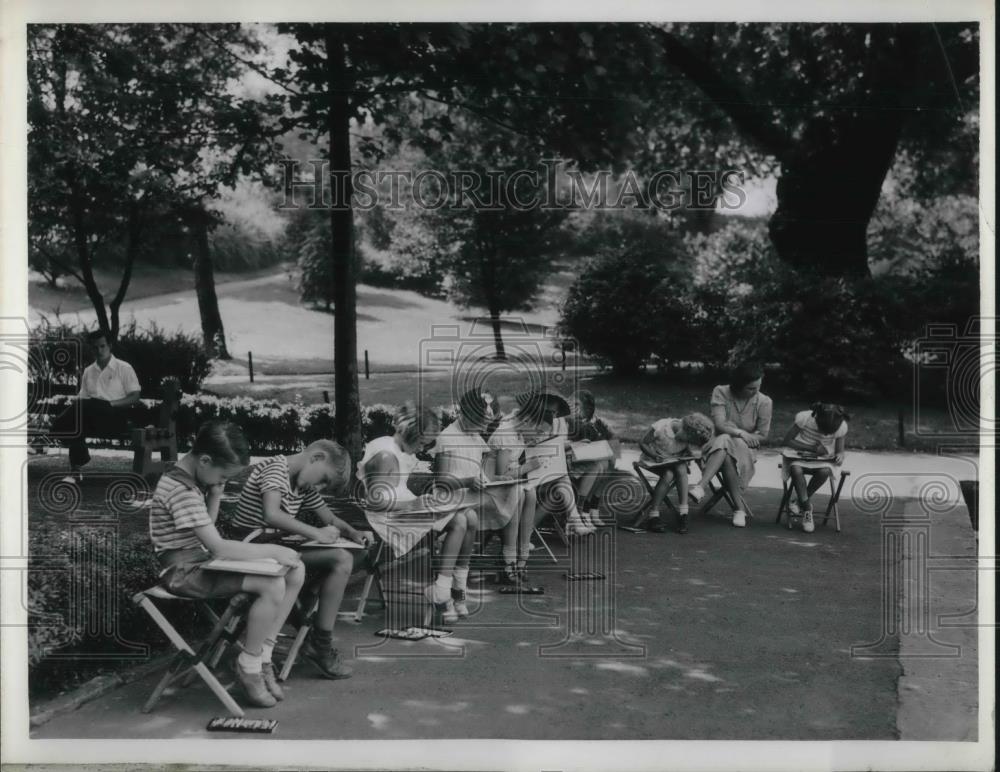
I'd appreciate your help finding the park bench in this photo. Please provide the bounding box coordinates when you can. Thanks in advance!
[28,376,181,479]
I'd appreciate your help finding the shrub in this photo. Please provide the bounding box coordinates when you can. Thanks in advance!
[28,524,196,676]
[560,225,695,374]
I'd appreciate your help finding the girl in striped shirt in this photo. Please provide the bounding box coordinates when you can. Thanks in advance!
[780,403,850,533]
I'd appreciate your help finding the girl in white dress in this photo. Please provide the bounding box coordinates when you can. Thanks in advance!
[356,402,473,624]
[780,403,849,533]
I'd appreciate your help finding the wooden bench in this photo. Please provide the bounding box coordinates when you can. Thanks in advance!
[28,377,181,479]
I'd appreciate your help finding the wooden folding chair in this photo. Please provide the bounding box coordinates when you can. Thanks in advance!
[624,458,696,531]
[775,461,851,533]
[132,587,251,717]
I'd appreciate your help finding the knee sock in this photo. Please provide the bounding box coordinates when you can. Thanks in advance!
[311,627,334,651]
[237,648,263,673]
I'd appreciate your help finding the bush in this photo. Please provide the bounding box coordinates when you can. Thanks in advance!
[30,318,212,396]
[559,224,696,374]
[28,524,195,677]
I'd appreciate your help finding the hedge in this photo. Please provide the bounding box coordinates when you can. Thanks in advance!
[36,393,458,455]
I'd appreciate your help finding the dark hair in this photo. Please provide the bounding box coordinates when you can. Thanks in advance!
[458,390,490,425]
[576,389,596,410]
[87,330,109,345]
[729,361,764,390]
[810,402,850,435]
[191,420,250,466]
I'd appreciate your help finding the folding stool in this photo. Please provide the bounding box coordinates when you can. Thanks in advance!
[775,461,851,533]
[625,458,694,531]
[132,587,251,716]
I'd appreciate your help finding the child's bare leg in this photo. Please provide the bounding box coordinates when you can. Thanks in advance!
[791,465,809,505]
[805,468,832,501]
[699,448,726,485]
[299,549,353,632]
[501,507,520,568]
[649,469,675,514]
[517,488,538,565]
[438,511,468,576]
[458,509,479,568]
[241,574,291,656]
[675,464,689,508]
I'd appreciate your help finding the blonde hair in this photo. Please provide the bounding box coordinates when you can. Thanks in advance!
[394,401,440,448]
[680,412,715,446]
[304,439,351,479]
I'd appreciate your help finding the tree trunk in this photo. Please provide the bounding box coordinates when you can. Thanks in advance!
[108,201,144,342]
[767,109,904,279]
[191,206,231,359]
[325,25,364,462]
[489,309,507,360]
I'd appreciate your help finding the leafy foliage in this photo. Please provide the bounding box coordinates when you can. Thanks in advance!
[560,216,695,374]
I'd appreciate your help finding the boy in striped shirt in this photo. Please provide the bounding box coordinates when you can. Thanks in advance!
[231,440,365,679]
[149,420,305,708]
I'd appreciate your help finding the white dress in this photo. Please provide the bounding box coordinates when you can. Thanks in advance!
[356,434,456,556]
[780,411,848,482]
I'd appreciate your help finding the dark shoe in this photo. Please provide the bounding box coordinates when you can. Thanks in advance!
[647,516,667,533]
[451,588,470,618]
[233,659,277,708]
[498,563,528,594]
[302,636,353,680]
[261,661,284,700]
[676,513,689,534]
[517,567,545,594]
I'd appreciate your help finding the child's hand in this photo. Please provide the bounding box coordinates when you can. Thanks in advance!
[814,442,828,457]
[522,457,545,474]
[345,527,367,545]
[834,452,845,465]
[739,431,760,449]
[313,525,341,543]
[206,483,225,505]
[468,476,486,492]
[272,546,302,567]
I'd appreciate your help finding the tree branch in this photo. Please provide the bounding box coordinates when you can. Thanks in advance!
[32,243,86,284]
[187,24,304,97]
[651,25,793,161]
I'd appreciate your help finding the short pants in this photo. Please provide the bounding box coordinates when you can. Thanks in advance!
[157,548,247,600]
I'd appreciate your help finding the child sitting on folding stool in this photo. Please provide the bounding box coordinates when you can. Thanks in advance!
[229,440,366,680]
[148,420,305,708]
[639,413,715,534]
[780,403,849,533]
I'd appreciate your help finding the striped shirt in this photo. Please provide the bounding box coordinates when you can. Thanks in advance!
[793,410,848,455]
[149,465,212,554]
[231,455,326,531]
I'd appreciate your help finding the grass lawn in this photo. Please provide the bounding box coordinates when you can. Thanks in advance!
[28,262,284,318]
[203,369,964,452]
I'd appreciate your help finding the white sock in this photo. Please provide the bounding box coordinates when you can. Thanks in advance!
[452,566,469,590]
[679,506,689,515]
[237,650,263,674]
[261,638,276,664]
[502,545,517,565]
[435,574,452,591]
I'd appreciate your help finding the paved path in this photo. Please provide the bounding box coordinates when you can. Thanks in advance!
[30,456,980,741]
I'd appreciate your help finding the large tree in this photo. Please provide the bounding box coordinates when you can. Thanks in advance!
[650,22,979,277]
[28,23,281,344]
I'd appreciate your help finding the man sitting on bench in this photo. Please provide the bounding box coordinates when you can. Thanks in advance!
[50,330,141,484]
